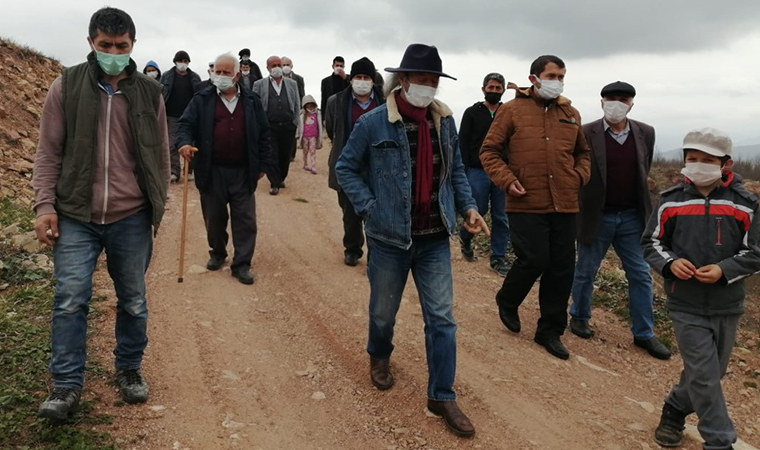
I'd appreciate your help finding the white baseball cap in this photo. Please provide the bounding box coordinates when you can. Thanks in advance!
[682,127,732,158]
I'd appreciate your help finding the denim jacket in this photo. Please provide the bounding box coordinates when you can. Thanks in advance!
[335,92,477,250]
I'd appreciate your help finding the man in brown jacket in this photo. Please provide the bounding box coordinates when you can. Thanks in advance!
[480,54,590,360]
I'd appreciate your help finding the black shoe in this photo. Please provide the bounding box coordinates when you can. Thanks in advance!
[279,182,286,189]
[459,237,477,261]
[369,357,394,390]
[38,387,81,420]
[569,318,594,339]
[115,369,149,404]
[489,258,509,277]
[634,337,672,360]
[344,253,359,267]
[534,336,570,360]
[497,302,520,333]
[207,255,225,271]
[654,403,686,447]
[232,268,254,285]
[427,399,476,438]
[269,187,279,195]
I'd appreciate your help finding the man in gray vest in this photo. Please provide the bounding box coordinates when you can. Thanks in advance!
[32,7,170,420]
[252,56,300,195]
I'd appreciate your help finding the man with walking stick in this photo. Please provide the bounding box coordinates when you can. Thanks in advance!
[176,52,271,285]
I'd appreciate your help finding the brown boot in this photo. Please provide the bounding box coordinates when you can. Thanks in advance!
[427,400,475,437]
[369,357,394,390]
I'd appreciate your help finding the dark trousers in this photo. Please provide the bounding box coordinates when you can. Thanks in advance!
[167,116,182,177]
[266,122,297,188]
[200,166,257,270]
[338,190,365,258]
[496,213,576,341]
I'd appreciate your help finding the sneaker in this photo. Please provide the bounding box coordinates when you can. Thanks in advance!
[269,187,280,195]
[310,167,318,174]
[303,166,311,171]
[37,387,81,420]
[115,369,149,404]
[634,337,672,360]
[170,174,178,183]
[187,172,195,181]
[459,237,477,261]
[654,403,686,447]
[489,258,509,277]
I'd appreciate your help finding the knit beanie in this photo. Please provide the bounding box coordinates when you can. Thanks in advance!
[173,50,191,62]
[350,57,376,79]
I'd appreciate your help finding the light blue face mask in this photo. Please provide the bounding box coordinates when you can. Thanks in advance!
[95,50,131,76]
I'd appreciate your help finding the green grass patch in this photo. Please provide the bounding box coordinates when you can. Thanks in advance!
[293,198,309,203]
[0,197,35,232]
[0,200,115,450]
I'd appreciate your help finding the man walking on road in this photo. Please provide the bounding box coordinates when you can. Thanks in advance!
[325,57,385,267]
[458,72,514,276]
[253,56,300,196]
[321,56,349,113]
[480,55,591,360]
[33,6,170,419]
[176,53,271,285]
[336,43,489,438]
[161,50,201,182]
[569,81,671,360]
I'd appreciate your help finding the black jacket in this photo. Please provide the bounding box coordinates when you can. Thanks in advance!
[642,172,760,315]
[320,74,349,113]
[175,85,272,194]
[459,101,500,169]
[160,67,202,102]
[325,86,385,191]
[577,118,655,244]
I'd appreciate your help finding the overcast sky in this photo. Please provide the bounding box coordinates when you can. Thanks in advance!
[3,0,760,153]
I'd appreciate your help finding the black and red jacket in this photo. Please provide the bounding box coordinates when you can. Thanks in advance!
[642,171,760,315]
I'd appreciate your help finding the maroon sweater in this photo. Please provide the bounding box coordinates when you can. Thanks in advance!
[212,96,247,166]
[351,98,378,124]
[604,131,638,212]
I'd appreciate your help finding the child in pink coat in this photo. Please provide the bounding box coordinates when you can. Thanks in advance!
[296,94,323,174]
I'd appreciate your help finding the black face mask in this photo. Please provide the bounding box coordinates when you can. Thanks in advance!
[484,92,503,104]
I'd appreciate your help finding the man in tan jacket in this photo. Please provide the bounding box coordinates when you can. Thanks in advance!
[480,54,590,360]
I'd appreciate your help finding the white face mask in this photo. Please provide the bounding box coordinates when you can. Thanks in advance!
[176,62,189,72]
[270,67,283,78]
[534,76,563,99]
[214,74,235,91]
[146,71,158,79]
[404,83,437,108]
[681,162,723,187]
[282,66,292,75]
[241,70,250,76]
[334,66,344,75]
[352,79,373,96]
[603,100,632,123]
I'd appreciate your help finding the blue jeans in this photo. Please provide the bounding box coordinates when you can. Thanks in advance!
[367,237,457,401]
[50,209,153,390]
[458,167,509,260]
[570,209,655,339]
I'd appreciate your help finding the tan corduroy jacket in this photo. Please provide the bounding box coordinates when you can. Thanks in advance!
[480,87,591,213]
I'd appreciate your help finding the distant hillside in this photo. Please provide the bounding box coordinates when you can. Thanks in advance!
[657,144,760,161]
[0,38,63,206]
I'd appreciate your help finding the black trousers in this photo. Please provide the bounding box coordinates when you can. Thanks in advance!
[496,213,576,341]
[200,166,257,270]
[266,122,297,188]
[337,190,365,258]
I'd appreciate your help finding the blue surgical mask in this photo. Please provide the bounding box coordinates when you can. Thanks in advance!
[95,50,131,76]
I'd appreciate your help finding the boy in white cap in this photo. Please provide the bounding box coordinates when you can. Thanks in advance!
[642,128,760,450]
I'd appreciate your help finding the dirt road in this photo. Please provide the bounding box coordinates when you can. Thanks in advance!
[88,147,760,450]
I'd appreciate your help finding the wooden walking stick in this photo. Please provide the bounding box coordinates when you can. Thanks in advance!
[178,158,190,283]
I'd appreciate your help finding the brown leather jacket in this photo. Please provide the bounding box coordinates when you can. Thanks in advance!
[480,87,590,213]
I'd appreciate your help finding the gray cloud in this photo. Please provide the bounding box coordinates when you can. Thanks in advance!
[273,0,760,59]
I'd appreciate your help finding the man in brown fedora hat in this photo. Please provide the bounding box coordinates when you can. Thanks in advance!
[336,43,488,438]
